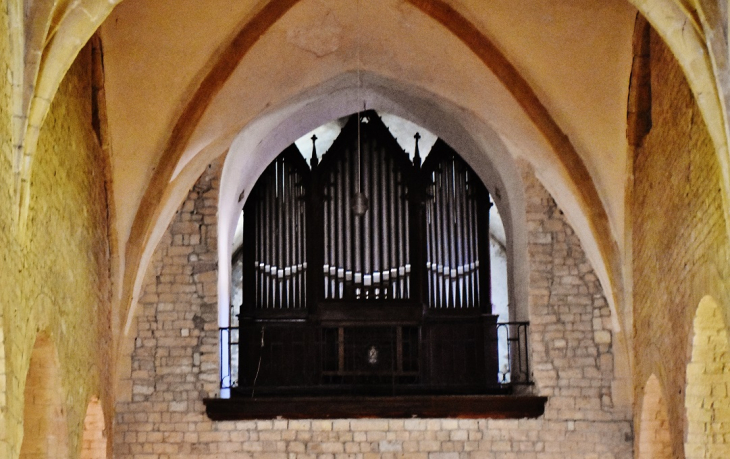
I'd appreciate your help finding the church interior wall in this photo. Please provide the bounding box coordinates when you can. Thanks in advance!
[631,25,730,458]
[0,43,113,458]
[0,0,15,452]
[0,1,729,457]
[114,155,632,458]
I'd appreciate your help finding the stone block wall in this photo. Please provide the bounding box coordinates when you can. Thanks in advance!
[0,43,112,458]
[0,0,14,454]
[115,156,632,458]
[521,165,618,422]
[684,297,730,458]
[632,26,730,457]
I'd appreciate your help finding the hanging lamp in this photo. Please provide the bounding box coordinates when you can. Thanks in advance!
[352,0,369,217]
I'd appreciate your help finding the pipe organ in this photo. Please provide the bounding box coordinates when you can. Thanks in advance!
[243,146,308,312]
[320,116,414,301]
[237,112,498,397]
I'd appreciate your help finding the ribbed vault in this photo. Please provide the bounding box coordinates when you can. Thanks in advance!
[8,0,730,431]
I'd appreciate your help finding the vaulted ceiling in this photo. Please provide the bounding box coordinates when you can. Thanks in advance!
[13,0,730,362]
[96,0,637,335]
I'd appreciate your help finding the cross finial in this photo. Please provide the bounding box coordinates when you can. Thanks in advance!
[310,134,319,168]
[413,132,422,167]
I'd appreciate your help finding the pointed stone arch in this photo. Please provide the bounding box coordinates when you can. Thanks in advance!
[19,332,69,458]
[628,0,730,240]
[120,0,619,338]
[80,396,107,459]
[638,373,672,458]
[8,0,123,230]
[685,295,730,458]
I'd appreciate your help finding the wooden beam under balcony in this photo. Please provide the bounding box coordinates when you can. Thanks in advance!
[204,394,548,420]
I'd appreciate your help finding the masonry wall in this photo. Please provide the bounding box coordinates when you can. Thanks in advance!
[115,157,632,458]
[0,43,112,458]
[631,27,730,457]
[0,0,14,454]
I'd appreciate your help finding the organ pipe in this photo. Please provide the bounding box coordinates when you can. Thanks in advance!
[239,113,492,315]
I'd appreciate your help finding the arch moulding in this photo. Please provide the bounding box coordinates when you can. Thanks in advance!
[629,0,730,245]
[215,75,529,329]
[119,0,624,347]
[4,0,726,356]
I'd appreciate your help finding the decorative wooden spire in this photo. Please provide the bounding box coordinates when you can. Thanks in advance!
[413,132,422,167]
[310,134,318,168]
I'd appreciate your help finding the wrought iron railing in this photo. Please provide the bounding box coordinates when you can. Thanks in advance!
[496,321,531,385]
[219,321,532,395]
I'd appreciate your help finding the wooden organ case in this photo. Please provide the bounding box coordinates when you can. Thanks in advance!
[236,112,499,399]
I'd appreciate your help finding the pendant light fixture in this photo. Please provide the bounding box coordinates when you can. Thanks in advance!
[352,0,369,217]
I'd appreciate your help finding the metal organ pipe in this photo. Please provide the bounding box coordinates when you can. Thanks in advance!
[241,114,491,314]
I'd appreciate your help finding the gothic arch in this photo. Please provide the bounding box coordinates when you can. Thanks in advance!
[8,0,121,228]
[629,0,730,243]
[685,295,730,458]
[79,396,107,459]
[215,78,527,330]
[19,332,68,459]
[91,2,724,417]
[121,0,618,343]
[2,1,724,360]
[638,374,672,458]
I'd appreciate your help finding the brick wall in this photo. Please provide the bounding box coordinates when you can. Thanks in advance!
[0,43,112,458]
[637,374,671,458]
[521,165,617,421]
[81,397,109,458]
[115,157,632,458]
[684,296,730,458]
[632,27,730,457]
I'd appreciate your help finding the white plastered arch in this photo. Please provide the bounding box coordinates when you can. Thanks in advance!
[217,72,529,332]
[121,0,623,345]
